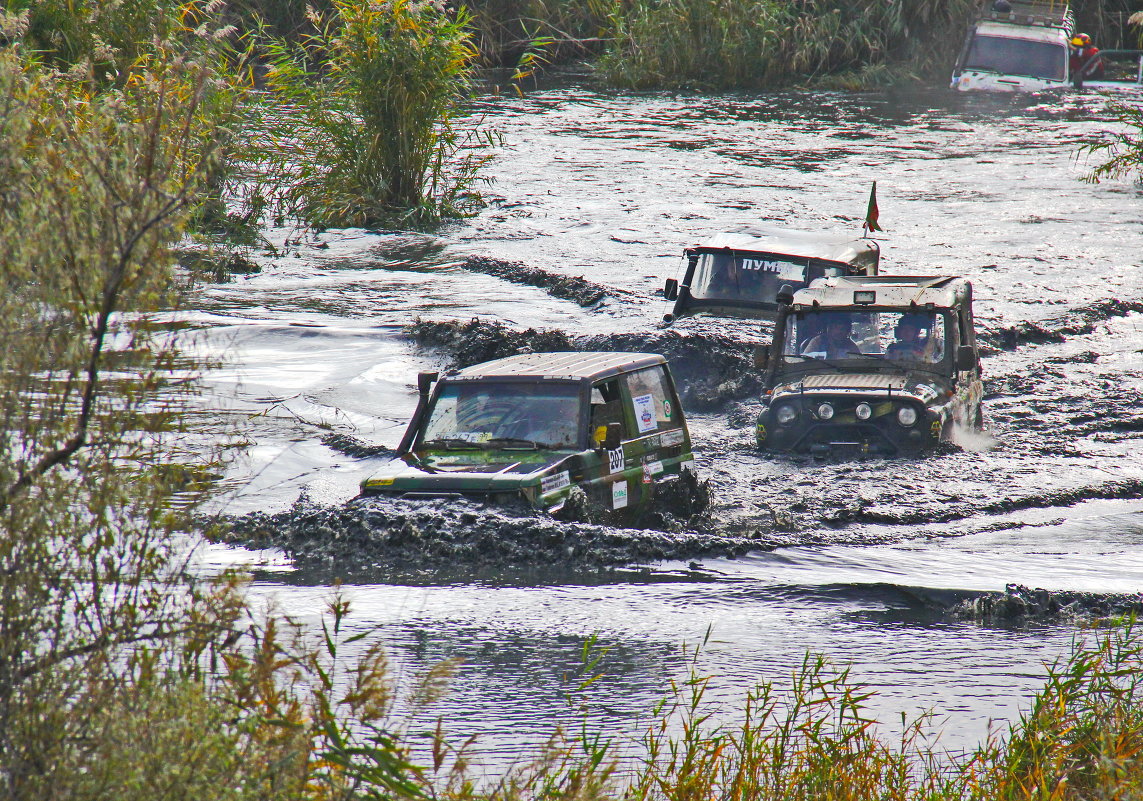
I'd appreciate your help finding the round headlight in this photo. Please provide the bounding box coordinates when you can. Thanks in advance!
[897,405,918,426]
[816,402,835,420]
[775,404,798,425]
[855,402,873,421]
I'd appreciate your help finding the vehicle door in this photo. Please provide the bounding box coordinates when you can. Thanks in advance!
[620,365,691,511]
[954,306,984,427]
[583,377,634,513]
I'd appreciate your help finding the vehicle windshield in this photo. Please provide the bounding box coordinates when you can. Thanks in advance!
[780,310,948,365]
[964,34,1066,80]
[419,382,583,449]
[689,252,835,303]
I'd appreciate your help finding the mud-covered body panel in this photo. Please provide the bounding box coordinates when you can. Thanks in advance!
[756,276,984,457]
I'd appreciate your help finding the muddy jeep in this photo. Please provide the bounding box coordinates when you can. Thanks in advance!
[754,276,983,456]
[662,225,880,322]
[360,352,695,517]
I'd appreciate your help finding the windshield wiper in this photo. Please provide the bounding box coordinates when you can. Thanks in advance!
[421,437,487,450]
[485,437,542,450]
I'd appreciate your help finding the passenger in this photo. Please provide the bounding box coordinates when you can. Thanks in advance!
[1070,33,1104,80]
[705,257,745,298]
[886,313,937,361]
[800,315,859,360]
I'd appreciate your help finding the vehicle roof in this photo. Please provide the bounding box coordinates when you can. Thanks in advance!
[974,0,1071,28]
[448,351,667,382]
[791,275,971,308]
[688,225,878,265]
[975,20,1069,44]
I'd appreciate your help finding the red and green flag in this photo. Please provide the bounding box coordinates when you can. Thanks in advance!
[863,182,883,233]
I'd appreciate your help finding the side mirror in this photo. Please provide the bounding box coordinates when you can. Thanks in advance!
[603,422,623,451]
[956,346,977,371]
[663,278,679,301]
[417,371,438,395]
[775,284,795,305]
[753,344,771,369]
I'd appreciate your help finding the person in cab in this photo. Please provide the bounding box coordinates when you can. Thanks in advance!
[886,313,940,361]
[800,315,859,359]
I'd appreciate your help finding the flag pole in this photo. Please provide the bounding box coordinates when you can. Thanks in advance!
[863,181,883,236]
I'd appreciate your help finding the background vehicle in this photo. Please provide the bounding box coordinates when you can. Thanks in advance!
[360,352,695,516]
[662,225,879,323]
[754,276,984,457]
[951,0,1073,92]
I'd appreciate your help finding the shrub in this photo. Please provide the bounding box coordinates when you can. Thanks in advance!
[247,0,495,229]
[599,0,977,90]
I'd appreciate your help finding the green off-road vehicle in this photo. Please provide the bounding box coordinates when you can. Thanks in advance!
[360,352,695,516]
[754,275,984,457]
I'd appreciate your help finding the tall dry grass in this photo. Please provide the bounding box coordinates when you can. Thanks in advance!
[600,0,978,89]
[246,0,495,229]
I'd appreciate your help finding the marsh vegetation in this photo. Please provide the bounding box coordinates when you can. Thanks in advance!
[3,0,1143,798]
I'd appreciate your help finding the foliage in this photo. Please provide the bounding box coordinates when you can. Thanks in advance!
[617,625,1143,801]
[243,0,495,229]
[458,0,613,66]
[4,0,194,86]
[1083,13,1143,185]
[0,7,245,794]
[599,0,978,90]
[1083,97,1143,184]
[961,621,1143,800]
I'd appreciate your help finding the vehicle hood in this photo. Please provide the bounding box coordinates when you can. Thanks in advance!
[772,371,948,403]
[363,450,573,493]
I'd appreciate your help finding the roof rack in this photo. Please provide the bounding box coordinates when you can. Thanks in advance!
[975,0,1073,30]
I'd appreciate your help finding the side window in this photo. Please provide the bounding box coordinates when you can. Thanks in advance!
[623,366,677,436]
[589,380,626,444]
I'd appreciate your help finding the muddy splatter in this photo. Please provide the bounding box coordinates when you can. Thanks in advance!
[950,583,1143,626]
[459,255,616,307]
[980,297,1143,351]
[215,489,777,572]
[321,432,396,459]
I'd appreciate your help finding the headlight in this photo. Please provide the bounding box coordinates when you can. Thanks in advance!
[855,402,872,420]
[897,405,918,426]
[775,404,798,424]
[816,402,835,420]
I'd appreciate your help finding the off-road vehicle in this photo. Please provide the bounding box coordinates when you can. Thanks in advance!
[361,352,695,516]
[754,275,984,456]
[662,225,879,322]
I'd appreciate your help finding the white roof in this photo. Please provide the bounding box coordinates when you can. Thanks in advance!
[793,275,969,309]
[975,21,1069,45]
[690,225,876,265]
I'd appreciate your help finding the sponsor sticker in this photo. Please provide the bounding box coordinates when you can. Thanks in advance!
[612,481,628,509]
[642,463,653,484]
[370,478,395,486]
[540,471,570,495]
[646,460,664,476]
[663,399,673,419]
[608,447,624,474]
[632,392,657,433]
[661,429,685,447]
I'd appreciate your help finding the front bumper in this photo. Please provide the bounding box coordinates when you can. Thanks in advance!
[757,395,940,456]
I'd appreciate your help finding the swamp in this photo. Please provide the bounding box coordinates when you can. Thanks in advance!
[3,0,1143,798]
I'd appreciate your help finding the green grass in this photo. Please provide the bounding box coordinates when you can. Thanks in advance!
[599,0,978,90]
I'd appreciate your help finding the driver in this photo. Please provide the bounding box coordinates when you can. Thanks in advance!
[885,313,936,360]
[800,315,859,359]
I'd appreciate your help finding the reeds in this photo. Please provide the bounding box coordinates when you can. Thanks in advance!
[248,0,494,229]
[599,0,979,90]
[616,622,1143,801]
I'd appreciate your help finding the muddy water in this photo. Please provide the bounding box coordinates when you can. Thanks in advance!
[200,78,1143,762]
